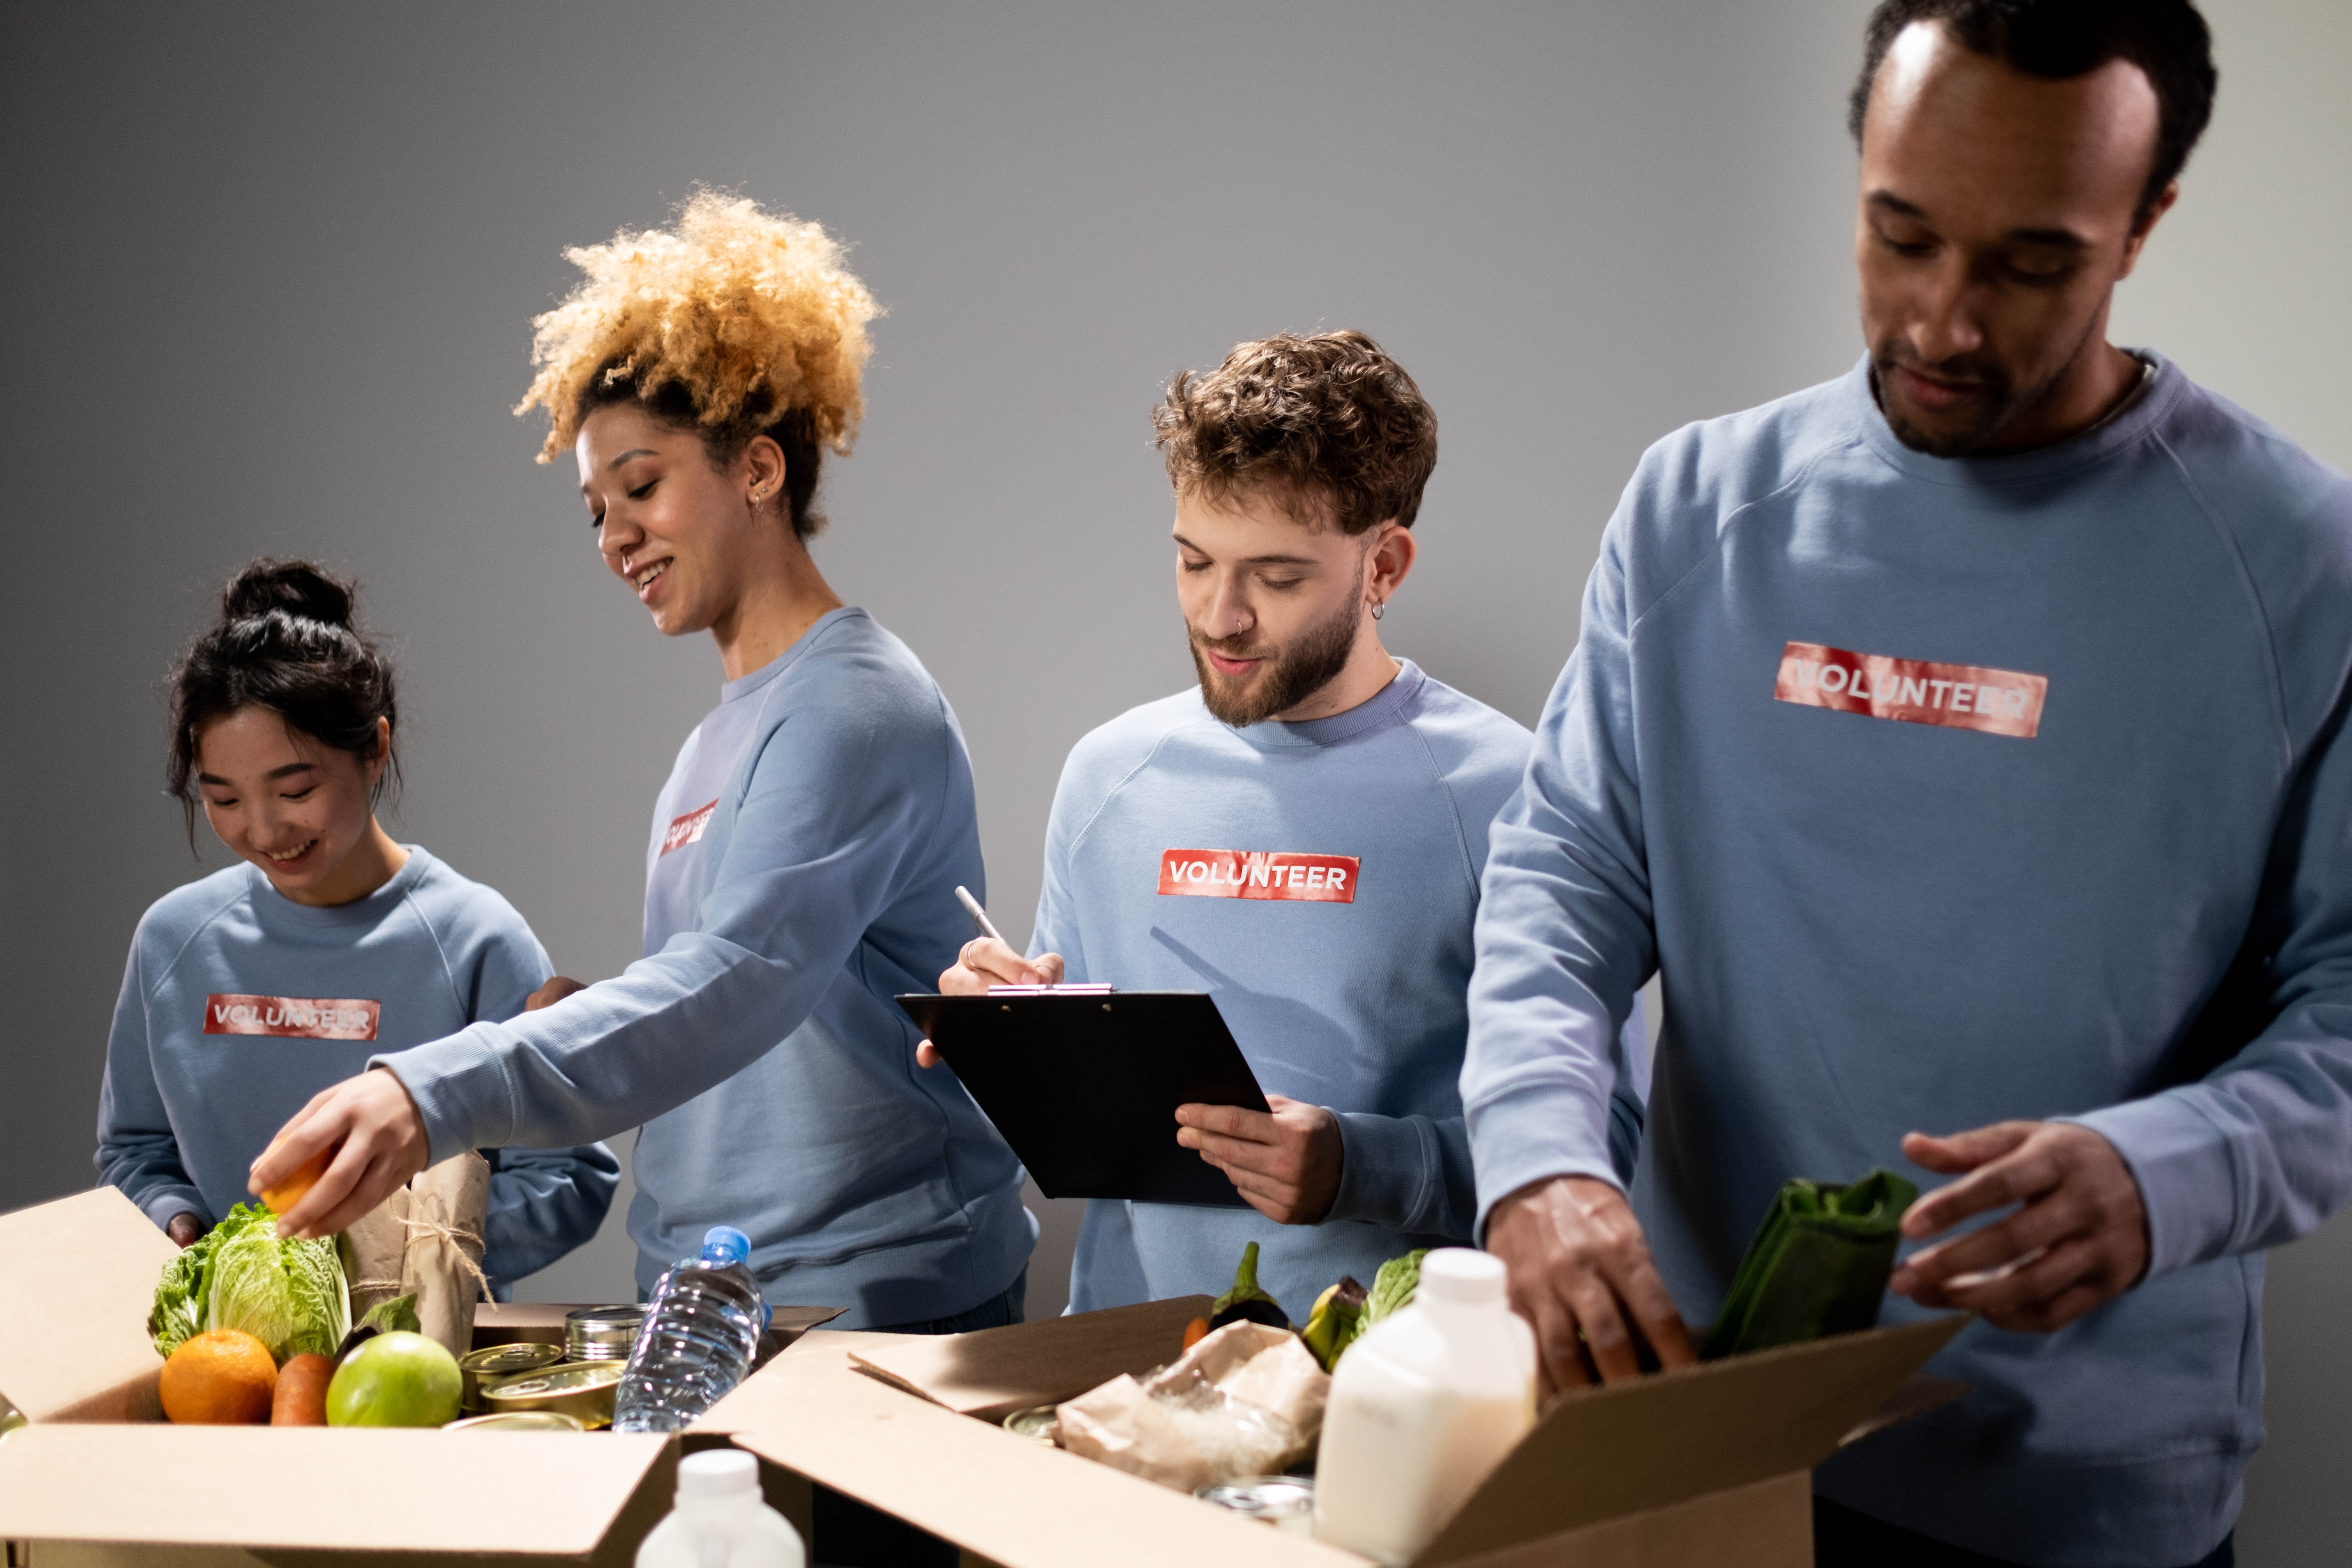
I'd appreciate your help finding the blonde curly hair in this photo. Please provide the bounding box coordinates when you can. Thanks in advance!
[515,191,881,537]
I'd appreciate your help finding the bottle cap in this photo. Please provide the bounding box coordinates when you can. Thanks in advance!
[1418,1248,1507,1304]
[701,1225,751,1266]
[677,1448,759,1499]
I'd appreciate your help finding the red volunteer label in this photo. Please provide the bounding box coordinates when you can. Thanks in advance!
[662,800,717,856]
[203,994,380,1040]
[1157,849,1360,903]
[1774,640,2048,740]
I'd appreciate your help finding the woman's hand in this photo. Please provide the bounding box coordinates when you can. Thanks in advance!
[248,1067,430,1240]
[165,1211,206,1249]
[527,975,590,1011]
[914,939,1064,1067]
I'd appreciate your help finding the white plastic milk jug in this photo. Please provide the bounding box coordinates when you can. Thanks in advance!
[635,1449,805,1568]
[1313,1248,1538,1564]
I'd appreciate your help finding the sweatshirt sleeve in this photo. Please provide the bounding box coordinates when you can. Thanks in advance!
[93,933,209,1231]
[2066,677,2352,1278]
[1460,517,1660,1241]
[377,700,949,1159]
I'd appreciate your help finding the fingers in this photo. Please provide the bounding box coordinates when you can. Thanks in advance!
[1899,1120,2035,1176]
[249,1090,339,1193]
[1610,1257,1699,1370]
[939,940,1060,992]
[1903,1131,2061,1239]
[915,1040,943,1069]
[526,976,589,1012]
[1174,1102,1273,1140]
[1892,1192,2075,1296]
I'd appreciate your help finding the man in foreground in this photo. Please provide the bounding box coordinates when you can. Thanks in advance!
[933,330,1641,1315]
[1465,4,2351,1564]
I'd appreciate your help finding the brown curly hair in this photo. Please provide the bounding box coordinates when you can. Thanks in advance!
[515,190,881,539]
[1152,330,1439,535]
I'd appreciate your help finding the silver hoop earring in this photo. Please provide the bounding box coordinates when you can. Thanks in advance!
[1371,602,1386,621]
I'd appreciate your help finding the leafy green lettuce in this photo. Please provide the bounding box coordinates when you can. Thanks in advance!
[148,1202,349,1364]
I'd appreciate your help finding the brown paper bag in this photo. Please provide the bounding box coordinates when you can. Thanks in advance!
[337,1151,491,1359]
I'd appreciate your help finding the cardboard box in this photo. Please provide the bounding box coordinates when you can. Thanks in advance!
[0,1187,834,1567]
[713,1296,1966,1568]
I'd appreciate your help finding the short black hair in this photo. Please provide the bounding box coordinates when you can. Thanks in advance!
[1849,0,2218,220]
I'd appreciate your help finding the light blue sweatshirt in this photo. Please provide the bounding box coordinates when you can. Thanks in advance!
[1462,353,2352,1567]
[377,608,1033,1327]
[1034,661,1644,1321]
[95,848,617,1294]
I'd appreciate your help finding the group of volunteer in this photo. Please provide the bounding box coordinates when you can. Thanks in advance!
[90,4,2352,1566]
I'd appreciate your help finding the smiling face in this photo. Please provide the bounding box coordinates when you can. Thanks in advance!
[1857,21,2169,456]
[577,403,781,641]
[1175,486,1402,726]
[196,706,390,904]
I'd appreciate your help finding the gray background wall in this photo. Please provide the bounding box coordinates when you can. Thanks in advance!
[2,2,2342,1558]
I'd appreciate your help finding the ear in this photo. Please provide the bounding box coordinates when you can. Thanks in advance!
[364,717,393,789]
[740,434,789,514]
[2116,180,2179,280]
[1366,523,1418,607]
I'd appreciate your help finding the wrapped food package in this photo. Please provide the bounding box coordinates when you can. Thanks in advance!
[1056,1319,1328,1490]
[1702,1168,1919,1360]
[337,1151,491,1360]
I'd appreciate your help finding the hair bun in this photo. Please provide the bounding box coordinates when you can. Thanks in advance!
[221,558,358,630]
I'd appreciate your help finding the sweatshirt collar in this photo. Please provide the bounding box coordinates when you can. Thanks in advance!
[1849,348,2187,488]
[720,606,864,705]
[1223,659,1428,751]
[244,844,434,929]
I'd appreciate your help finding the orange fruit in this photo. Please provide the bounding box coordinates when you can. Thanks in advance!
[258,1141,332,1217]
[161,1329,278,1424]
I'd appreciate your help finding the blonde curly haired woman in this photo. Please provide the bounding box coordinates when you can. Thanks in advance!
[253,194,1034,1344]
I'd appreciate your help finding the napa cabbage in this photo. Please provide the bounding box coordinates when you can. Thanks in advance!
[148,1202,349,1364]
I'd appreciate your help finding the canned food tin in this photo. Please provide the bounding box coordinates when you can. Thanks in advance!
[482,1361,625,1428]
[442,1410,587,1432]
[1001,1404,1059,1445]
[565,1305,645,1363]
[1195,1476,1315,1534]
[458,1342,567,1412]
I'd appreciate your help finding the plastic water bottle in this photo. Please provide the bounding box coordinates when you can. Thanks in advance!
[614,1225,769,1434]
[1314,1249,1538,1564]
[634,1449,804,1568]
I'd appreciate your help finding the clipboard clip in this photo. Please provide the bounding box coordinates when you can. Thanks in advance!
[984,983,1116,994]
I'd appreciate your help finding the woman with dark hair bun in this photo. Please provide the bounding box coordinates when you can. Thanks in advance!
[95,558,619,1296]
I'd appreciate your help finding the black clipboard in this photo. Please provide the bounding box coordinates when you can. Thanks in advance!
[896,990,1268,1208]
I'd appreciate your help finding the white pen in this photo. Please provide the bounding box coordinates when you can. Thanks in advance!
[953,885,1005,946]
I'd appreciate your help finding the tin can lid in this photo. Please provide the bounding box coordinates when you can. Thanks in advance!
[483,1361,627,1402]
[565,1305,645,1356]
[442,1411,588,1432]
[460,1342,566,1375]
[1195,1476,1315,1517]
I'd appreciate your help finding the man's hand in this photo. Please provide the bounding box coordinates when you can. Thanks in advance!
[1175,1096,1343,1224]
[1486,1174,1697,1399]
[527,975,590,1011]
[1889,1120,2149,1332]
[914,939,1064,1068]
[248,1067,431,1240]
[165,1211,206,1249]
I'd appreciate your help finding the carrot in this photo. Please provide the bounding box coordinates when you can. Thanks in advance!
[272,1353,335,1425]
[1181,1316,1210,1350]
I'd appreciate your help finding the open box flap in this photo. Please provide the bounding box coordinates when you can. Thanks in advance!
[0,1425,674,1552]
[0,1188,177,1423]
[733,1331,1365,1568]
[1411,1314,1967,1566]
[846,1294,1211,1421]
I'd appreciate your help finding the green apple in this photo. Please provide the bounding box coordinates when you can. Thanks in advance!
[325,1331,462,1427]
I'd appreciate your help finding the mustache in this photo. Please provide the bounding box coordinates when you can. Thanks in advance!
[1875,343,2009,392]
[1188,627,1273,664]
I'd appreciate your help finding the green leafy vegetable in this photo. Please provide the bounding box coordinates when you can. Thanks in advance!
[1702,1169,1919,1361]
[1365,1248,1429,1326]
[148,1202,348,1365]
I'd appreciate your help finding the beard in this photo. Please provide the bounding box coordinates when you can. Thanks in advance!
[1188,592,1363,727]
[1870,318,2093,457]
